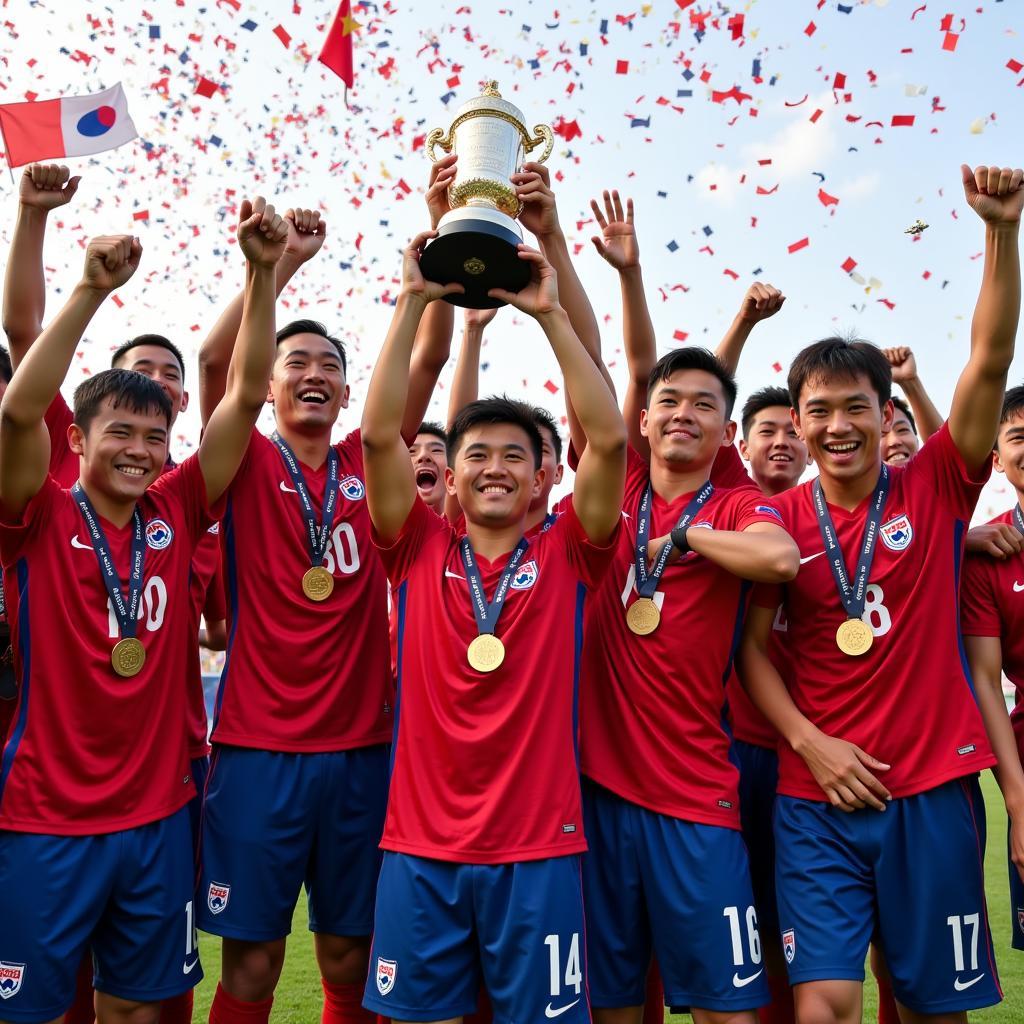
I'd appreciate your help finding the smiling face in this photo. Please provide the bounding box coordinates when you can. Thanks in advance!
[69,397,169,506]
[793,372,893,486]
[445,422,544,528]
[409,431,448,510]
[740,405,810,495]
[113,344,188,424]
[994,411,1024,494]
[641,369,735,471]
[270,333,350,434]
[880,406,920,465]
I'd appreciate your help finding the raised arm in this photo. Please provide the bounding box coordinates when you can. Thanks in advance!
[714,282,785,377]
[738,603,891,813]
[198,207,325,426]
[964,634,1024,881]
[490,248,626,544]
[447,307,496,427]
[362,232,463,544]
[948,163,1024,473]
[198,199,288,505]
[0,235,139,515]
[2,164,81,365]
[882,346,944,441]
[590,190,654,457]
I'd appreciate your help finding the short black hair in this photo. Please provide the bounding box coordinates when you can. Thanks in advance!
[0,344,11,384]
[530,405,564,463]
[73,368,172,434]
[1000,384,1024,427]
[788,337,891,408]
[276,319,347,377]
[447,395,544,469]
[741,386,792,439]
[891,396,917,435]
[111,334,186,384]
[416,420,448,443]
[646,347,737,418]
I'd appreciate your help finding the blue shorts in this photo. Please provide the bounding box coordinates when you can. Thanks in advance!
[1008,819,1024,952]
[363,851,589,1024]
[196,744,388,941]
[0,806,200,1023]
[775,776,1001,1014]
[188,755,209,858]
[581,779,769,1013]
[735,739,780,940]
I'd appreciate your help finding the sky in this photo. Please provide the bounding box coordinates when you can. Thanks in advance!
[1,0,1023,518]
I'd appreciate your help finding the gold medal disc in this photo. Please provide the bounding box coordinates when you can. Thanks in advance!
[626,597,661,636]
[836,618,874,657]
[111,637,146,678]
[467,633,505,673]
[302,566,335,602]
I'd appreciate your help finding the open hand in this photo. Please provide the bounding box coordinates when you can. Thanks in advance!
[488,245,560,317]
[401,230,465,304]
[797,728,891,812]
[590,190,639,271]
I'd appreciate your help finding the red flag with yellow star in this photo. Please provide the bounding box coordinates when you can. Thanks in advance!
[319,0,358,90]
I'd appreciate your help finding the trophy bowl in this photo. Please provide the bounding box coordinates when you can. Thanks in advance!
[420,82,554,309]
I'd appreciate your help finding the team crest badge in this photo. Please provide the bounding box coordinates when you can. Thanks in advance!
[510,560,539,591]
[340,476,365,501]
[207,522,221,535]
[880,514,913,552]
[207,882,231,915]
[782,929,796,965]
[0,962,25,1000]
[376,958,397,996]
[145,519,174,550]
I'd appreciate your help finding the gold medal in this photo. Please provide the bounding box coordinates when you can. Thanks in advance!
[302,566,335,602]
[836,618,874,657]
[626,597,661,636]
[467,633,505,673]
[111,637,146,678]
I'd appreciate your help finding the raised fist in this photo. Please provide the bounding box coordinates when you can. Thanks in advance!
[237,197,289,268]
[881,346,918,385]
[961,164,1024,225]
[20,163,80,211]
[283,208,326,264]
[82,235,142,292]
[738,282,785,324]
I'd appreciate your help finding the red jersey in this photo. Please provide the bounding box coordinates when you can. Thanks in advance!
[376,496,617,864]
[580,447,786,829]
[961,505,1024,757]
[187,527,223,759]
[212,429,392,752]
[44,394,78,488]
[752,424,994,800]
[0,456,220,834]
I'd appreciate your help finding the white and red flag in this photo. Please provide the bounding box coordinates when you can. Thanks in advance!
[0,83,138,168]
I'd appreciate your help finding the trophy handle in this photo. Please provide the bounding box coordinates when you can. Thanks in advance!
[524,124,554,164]
[426,127,453,163]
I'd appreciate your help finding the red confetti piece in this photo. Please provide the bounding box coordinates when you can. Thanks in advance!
[616,60,629,74]
[833,72,846,89]
[756,184,779,195]
[809,108,823,124]
[133,210,150,221]
[804,21,816,36]
[841,257,857,273]
[553,117,582,141]
[788,238,810,254]
[772,362,783,373]
[1008,59,1023,74]
[195,76,219,98]
[784,95,809,107]
[111,295,124,309]
[817,188,839,207]
[942,32,958,52]
[673,330,688,342]
[891,114,915,127]
[273,24,291,48]
[910,4,927,19]
[723,269,739,280]
[544,379,559,394]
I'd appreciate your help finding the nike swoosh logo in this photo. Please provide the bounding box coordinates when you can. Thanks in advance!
[279,481,298,494]
[1014,582,1024,593]
[799,552,824,565]
[732,969,763,988]
[183,958,200,975]
[545,999,580,1018]
[444,569,465,580]
[71,535,93,550]
[953,974,984,991]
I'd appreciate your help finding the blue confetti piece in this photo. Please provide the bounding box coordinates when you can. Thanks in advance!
[440,91,457,105]
[630,116,650,128]
[677,89,692,98]
[522,23,531,32]
[179,50,190,64]
[667,240,679,253]
[209,135,222,147]
[599,19,608,34]
[580,42,588,56]
[241,19,257,30]
[529,59,540,69]
[752,58,761,78]
[752,267,763,275]
[702,225,713,237]
[837,3,853,11]
[657,191,668,198]
[682,68,694,81]
[149,25,160,39]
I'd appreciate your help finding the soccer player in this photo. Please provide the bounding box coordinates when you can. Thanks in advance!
[960,384,1024,954]
[0,346,13,744]
[408,422,448,514]
[738,162,1023,1024]
[739,387,810,497]
[879,347,943,465]
[359,234,626,1024]
[0,198,287,1024]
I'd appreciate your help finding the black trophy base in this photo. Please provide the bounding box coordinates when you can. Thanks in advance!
[420,216,530,309]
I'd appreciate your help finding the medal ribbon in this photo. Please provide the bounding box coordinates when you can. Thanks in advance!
[459,534,531,637]
[272,432,340,569]
[1015,504,1024,536]
[634,480,713,600]
[72,484,146,641]
[812,466,889,622]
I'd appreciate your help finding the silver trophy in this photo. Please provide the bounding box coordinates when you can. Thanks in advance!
[420,82,554,308]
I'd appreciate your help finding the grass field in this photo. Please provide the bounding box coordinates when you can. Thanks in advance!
[192,771,1024,1022]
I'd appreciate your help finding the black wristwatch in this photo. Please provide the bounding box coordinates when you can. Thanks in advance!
[670,524,691,556]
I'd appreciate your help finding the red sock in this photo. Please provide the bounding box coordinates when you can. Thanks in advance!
[642,963,664,1024]
[876,975,900,1024]
[321,980,376,1024]
[758,975,795,1024]
[464,987,493,1024]
[209,984,273,1024]
[161,990,194,1024]
[64,953,95,1024]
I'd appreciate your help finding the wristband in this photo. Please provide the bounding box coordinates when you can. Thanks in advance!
[670,524,690,556]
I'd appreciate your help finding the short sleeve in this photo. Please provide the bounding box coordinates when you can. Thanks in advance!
[550,500,621,592]
[729,489,789,534]
[149,454,227,547]
[710,442,753,491]
[960,555,1002,638]
[372,495,450,587]
[623,445,651,509]
[751,581,784,611]
[203,560,227,623]
[904,422,989,521]
[0,476,64,566]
